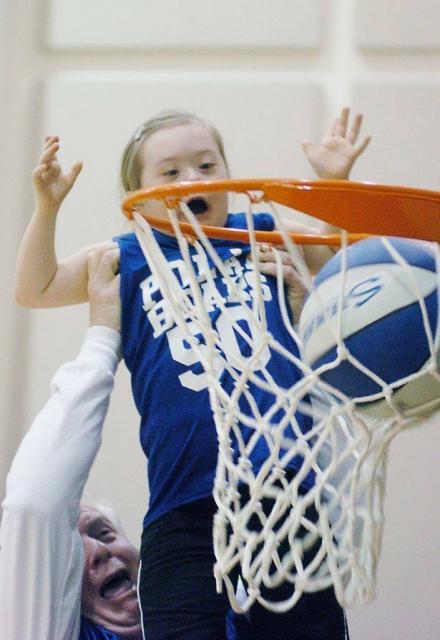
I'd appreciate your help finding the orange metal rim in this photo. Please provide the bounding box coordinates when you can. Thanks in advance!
[121,178,440,245]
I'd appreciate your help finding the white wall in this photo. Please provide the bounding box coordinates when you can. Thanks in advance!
[1,0,439,637]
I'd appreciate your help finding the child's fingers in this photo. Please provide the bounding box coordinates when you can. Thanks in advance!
[41,138,59,156]
[66,161,83,184]
[38,142,60,167]
[43,135,59,150]
[327,107,348,138]
[258,246,296,267]
[257,246,308,294]
[38,142,59,171]
[353,135,372,159]
[327,118,338,138]
[335,106,350,137]
[347,113,363,144]
[32,165,45,182]
[259,261,305,288]
[32,164,53,184]
[301,139,313,154]
[32,161,60,186]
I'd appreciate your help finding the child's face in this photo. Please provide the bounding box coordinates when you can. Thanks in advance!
[139,122,229,227]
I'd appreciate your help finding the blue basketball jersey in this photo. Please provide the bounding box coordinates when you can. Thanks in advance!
[79,618,120,640]
[116,213,314,528]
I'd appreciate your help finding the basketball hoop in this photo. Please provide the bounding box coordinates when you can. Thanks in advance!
[122,178,440,243]
[122,179,440,612]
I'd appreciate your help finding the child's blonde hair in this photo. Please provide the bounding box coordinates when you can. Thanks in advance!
[120,109,230,192]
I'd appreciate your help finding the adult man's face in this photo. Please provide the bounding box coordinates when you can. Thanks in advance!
[78,506,141,639]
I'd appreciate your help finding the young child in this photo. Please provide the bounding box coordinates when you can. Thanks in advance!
[16,108,370,639]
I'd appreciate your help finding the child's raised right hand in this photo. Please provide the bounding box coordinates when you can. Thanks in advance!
[32,136,83,215]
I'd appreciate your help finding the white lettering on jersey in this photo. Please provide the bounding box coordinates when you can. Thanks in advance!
[140,254,274,391]
[147,299,175,338]
[167,320,225,392]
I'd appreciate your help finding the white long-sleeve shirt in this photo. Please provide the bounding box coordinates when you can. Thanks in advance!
[0,326,121,640]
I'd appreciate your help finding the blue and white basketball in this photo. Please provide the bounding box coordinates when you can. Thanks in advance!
[299,237,440,417]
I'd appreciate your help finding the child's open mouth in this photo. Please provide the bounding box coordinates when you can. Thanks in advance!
[186,197,209,215]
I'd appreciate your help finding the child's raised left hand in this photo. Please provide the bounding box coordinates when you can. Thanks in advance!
[301,106,371,180]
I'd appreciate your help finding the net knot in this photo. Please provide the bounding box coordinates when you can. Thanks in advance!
[379,385,394,405]
[426,359,438,374]
[271,466,286,480]
[227,488,241,501]
[253,500,264,516]
[238,456,253,471]
[336,342,350,361]
[295,439,309,456]
[247,583,261,599]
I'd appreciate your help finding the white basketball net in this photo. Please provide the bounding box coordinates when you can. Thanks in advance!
[130,191,440,613]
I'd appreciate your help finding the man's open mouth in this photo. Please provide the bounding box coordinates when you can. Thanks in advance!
[100,569,133,600]
[186,197,209,215]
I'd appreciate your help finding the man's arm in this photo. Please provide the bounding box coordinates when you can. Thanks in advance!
[0,248,121,640]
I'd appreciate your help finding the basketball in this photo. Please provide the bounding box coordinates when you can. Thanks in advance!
[299,237,440,417]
